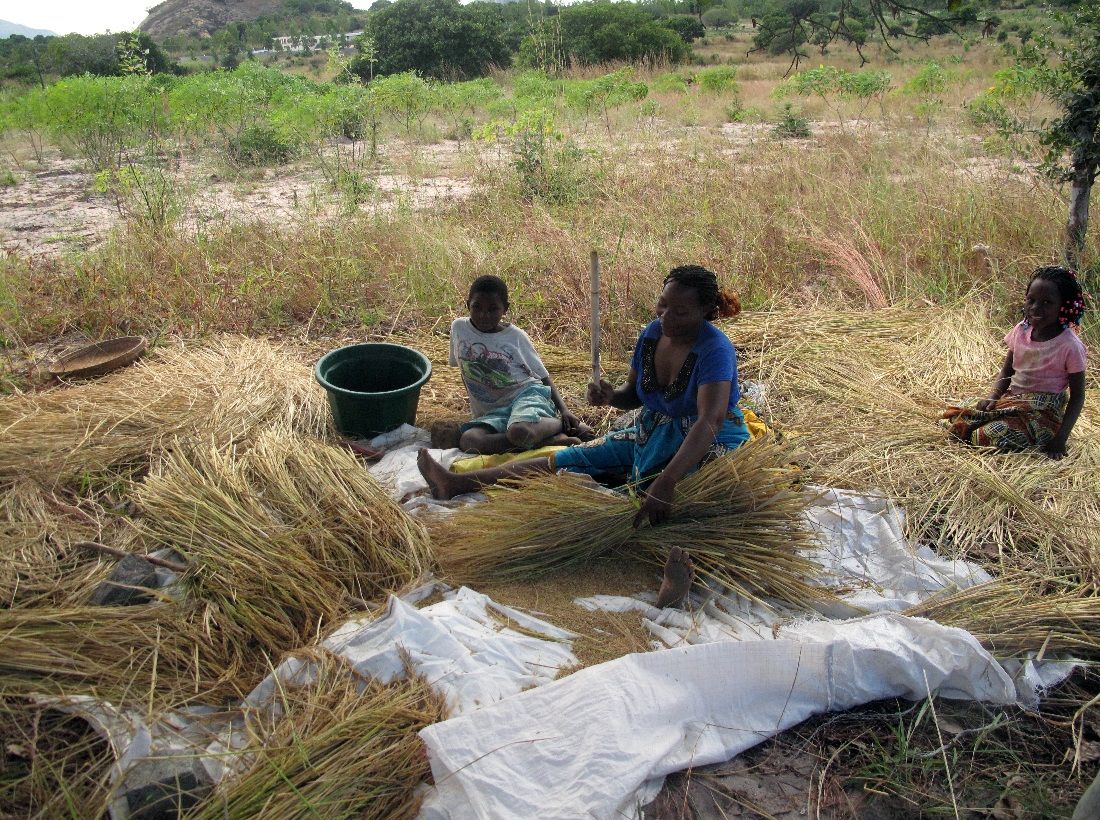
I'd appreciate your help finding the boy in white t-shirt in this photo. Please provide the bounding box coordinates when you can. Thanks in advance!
[450,275,590,454]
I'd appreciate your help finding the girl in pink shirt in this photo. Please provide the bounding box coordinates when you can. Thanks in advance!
[944,266,1087,458]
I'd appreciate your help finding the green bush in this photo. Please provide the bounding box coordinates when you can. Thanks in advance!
[227,123,297,166]
[653,72,690,93]
[696,65,738,93]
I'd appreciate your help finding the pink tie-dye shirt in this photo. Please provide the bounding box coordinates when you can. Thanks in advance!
[1005,321,1087,395]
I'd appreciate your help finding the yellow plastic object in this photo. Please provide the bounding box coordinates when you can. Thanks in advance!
[451,445,566,473]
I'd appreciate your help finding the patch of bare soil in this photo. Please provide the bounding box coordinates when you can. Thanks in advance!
[0,158,116,257]
[0,139,478,258]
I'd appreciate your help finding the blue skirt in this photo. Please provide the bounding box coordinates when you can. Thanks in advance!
[552,407,750,487]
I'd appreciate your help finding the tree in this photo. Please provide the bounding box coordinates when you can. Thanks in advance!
[664,15,706,43]
[1028,1,1100,267]
[366,0,510,80]
[531,1,689,68]
[751,0,986,70]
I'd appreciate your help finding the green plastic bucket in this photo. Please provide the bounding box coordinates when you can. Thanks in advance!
[315,343,432,438]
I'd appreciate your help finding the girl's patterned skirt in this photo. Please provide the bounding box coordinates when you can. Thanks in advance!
[942,392,1066,451]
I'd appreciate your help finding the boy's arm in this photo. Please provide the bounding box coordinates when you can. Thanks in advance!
[1044,371,1085,459]
[541,376,582,435]
[977,351,1014,410]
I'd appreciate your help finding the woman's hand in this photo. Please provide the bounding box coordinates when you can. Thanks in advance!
[633,476,675,528]
[586,379,616,407]
[976,398,998,411]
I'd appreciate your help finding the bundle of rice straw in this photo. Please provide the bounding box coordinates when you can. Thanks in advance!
[906,574,1100,661]
[0,603,242,705]
[431,436,829,607]
[134,429,433,676]
[0,697,114,818]
[0,337,328,492]
[188,650,445,820]
[729,304,1100,580]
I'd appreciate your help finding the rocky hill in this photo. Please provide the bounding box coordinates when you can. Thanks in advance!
[139,0,288,39]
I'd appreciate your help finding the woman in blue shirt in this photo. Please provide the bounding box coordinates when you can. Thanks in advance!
[417,265,749,602]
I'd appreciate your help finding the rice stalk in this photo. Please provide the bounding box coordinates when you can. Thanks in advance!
[0,481,114,610]
[430,437,829,607]
[133,429,433,671]
[187,650,445,820]
[729,304,1100,581]
[0,604,243,704]
[906,575,1100,660]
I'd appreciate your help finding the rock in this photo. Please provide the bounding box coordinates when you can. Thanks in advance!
[123,759,214,820]
[89,554,158,606]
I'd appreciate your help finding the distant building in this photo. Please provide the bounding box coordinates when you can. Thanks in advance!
[270,30,362,53]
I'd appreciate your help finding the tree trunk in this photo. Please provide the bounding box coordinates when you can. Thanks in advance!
[1065,166,1093,270]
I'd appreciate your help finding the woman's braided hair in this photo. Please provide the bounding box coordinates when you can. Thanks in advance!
[1029,265,1086,329]
[663,264,741,320]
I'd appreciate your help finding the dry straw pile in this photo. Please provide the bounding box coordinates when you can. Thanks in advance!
[907,574,1100,661]
[431,436,830,608]
[0,337,329,494]
[190,651,445,820]
[1,337,443,813]
[132,428,433,687]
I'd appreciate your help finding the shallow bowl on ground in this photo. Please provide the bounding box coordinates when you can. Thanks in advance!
[48,336,148,380]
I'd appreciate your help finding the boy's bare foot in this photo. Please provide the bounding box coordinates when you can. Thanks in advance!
[417,448,477,500]
[544,433,583,447]
[575,423,596,441]
[656,546,694,609]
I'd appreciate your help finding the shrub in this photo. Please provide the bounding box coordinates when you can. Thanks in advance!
[772,102,811,138]
[701,7,736,27]
[227,123,296,166]
[696,65,738,93]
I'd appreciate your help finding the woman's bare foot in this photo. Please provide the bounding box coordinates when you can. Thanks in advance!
[417,448,478,500]
[656,546,694,608]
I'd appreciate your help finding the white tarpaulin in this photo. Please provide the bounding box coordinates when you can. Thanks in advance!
[419,614,1017,820]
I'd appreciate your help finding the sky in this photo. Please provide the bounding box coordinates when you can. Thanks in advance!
[0,0,373,36]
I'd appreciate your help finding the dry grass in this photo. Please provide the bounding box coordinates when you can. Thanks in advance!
[430,437,830,608]
[0,480,112,609]
[907,574,1100,661]
[0,697,115,819]
[188,650,445,820]
[0,602,243,704]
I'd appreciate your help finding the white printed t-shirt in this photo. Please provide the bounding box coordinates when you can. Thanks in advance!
[449,318,550,417]
[1005,321,1088,395]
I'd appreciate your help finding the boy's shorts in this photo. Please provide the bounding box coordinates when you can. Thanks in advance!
[461,383,558,434]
